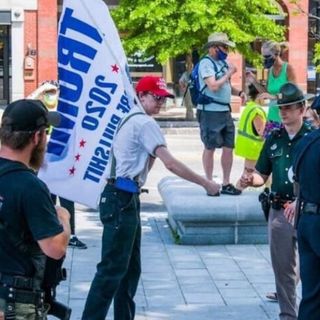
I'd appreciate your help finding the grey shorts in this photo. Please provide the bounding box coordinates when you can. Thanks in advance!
[197,110,235,149]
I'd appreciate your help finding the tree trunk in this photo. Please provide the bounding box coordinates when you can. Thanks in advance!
[183,52,195,120]
[184,89,195,120]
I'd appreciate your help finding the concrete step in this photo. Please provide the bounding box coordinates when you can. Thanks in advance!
[158,176,267,245]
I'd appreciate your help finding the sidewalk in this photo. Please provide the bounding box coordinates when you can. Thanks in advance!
[53,118,300,320]
[60,208,299,320]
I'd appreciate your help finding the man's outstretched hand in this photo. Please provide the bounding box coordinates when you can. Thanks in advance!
[205,180,221,196]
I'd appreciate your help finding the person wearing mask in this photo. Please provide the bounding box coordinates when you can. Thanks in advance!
[249,41,296,137]
[0,99,70,319]
[81,76,220,320]
[196,32,246,195]
[240,83,313,320]
[303,106,320,130]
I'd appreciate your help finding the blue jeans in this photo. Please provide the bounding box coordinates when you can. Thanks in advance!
[82,185,141,320]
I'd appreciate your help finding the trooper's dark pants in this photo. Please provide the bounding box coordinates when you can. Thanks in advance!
[297,214,320,320]
[82,185,141,320]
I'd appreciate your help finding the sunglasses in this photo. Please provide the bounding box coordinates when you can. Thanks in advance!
[149,93,167,102]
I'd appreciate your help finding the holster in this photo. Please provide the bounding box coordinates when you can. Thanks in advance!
[258,187,271,221]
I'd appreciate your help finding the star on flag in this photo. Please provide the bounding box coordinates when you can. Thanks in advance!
[69,166,76,176]
[111,64,119,73]
[79,139,86,148]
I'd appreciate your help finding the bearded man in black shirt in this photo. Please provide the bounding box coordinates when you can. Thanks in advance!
[0,99,70,319]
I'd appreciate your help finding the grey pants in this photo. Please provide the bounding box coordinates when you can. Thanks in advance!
[269,208,298,320]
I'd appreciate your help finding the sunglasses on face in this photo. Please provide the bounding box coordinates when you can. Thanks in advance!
[218,45,229,51]
[148,93,167,102]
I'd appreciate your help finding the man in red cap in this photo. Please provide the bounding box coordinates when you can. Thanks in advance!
[82,76,220,320]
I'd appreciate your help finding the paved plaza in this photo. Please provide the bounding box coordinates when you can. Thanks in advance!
[52,122,301,320]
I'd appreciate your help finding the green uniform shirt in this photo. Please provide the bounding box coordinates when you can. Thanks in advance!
[256,124,311,199]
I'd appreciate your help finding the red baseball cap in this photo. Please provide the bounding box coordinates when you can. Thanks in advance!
[136,76,174,98]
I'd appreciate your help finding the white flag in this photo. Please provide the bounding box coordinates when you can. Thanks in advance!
[38,0,139,209]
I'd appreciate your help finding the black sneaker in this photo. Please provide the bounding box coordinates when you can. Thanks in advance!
[221,184,242,195]
[68,236,87,249]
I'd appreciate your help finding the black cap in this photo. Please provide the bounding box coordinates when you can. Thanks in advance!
[277,83,314,107]
[1,99,61,132]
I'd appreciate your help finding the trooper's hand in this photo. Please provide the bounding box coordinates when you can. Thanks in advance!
[56,206,70,223]
[0,311,4,320]
[284,200,296,224]
[239,173,253,188]
[205,180,221,196]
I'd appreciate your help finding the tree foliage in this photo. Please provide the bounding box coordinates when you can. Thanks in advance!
[111,0,285,65]
[314,43,320,73]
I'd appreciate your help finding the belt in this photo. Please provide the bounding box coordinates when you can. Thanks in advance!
[0,273,34,290]
[0,285,44,305]
[302,202,320,215]
[106,178,148,194]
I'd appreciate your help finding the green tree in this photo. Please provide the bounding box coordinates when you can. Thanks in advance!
[112,0,285,118]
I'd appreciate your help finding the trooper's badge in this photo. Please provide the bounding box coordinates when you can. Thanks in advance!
[270,143,277,150]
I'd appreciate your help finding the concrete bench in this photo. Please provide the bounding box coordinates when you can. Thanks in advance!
[158,176,268,245]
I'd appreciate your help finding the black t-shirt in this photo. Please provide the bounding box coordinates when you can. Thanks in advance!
[0,158,63,277]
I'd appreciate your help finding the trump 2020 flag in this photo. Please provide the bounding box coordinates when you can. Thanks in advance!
[38,0,139,209]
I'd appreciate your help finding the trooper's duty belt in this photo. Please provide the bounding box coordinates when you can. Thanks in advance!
[301,202,320,215]
[269,193,294,210]
[0,285,44,305]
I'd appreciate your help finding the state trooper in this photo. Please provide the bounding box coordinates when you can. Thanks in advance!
[241,83,313,320]
[292,103,320,320]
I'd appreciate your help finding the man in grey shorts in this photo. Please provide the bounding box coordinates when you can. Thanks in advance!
[197,32,246,195]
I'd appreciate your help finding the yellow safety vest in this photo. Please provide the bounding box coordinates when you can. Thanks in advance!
[235,101,266,161]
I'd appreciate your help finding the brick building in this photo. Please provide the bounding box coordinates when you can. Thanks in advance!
[0,0,314,110]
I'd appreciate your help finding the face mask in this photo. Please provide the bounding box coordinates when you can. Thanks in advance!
[263,55,275,69]
[304,119,316,129]
[217,47,228,61]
